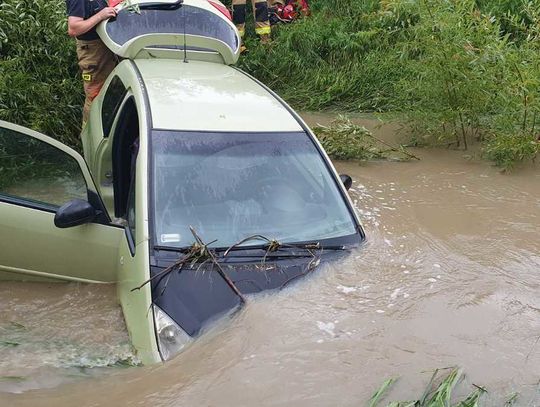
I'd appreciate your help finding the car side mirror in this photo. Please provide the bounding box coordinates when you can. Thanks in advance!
[54,199,97,228]
[340,174,353,191]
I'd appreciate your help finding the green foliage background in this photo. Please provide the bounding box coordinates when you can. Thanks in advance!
[236,0,540,168]
[1,0,539,168]
[0,0,82,148]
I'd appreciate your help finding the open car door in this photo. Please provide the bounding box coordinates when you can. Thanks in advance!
[0,121,124,283]
[97,0,241,64]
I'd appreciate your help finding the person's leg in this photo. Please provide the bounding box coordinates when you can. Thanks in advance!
[76,39,117,125]
[232,0,247,39]
[253,0,271,41]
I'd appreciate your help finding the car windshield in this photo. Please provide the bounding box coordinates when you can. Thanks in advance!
[151,131,357,248]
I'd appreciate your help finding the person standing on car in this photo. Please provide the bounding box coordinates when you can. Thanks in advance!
[232,0,271,50]
[66,0,118,125]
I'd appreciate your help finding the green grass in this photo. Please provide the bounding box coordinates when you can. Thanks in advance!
[369,378,398,407]
[0,376,26,382]
[369,368,486,407]
[0,340,20,347]
[504,392,519,406]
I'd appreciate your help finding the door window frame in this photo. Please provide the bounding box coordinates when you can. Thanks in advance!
[109,96,141,254]
[101,75,128,139]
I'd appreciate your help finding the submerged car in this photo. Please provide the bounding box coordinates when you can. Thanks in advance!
[0,0,365,364]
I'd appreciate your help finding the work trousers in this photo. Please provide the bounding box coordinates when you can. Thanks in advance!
[232,0,271,37]
[76,39,117,125]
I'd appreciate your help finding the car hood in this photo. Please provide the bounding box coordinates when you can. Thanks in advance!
[150,251,348,337]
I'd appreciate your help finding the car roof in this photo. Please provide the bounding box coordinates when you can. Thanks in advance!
[134,59,304,132]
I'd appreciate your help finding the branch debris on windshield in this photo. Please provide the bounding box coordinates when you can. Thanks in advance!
[131,228,329,302]
[131,227,245,301]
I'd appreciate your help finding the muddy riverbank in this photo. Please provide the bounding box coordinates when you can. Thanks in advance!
[1,116,539,406]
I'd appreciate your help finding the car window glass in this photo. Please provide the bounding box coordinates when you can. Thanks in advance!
[151,131,357,248]
[101,76,127,138]
[112,97,139,218]
[0,127,87,208]
[105,5,239,51]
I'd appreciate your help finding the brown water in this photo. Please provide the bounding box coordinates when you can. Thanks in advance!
[1,118,539,406]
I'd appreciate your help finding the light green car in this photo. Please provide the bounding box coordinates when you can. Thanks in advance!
[0,0,365,364]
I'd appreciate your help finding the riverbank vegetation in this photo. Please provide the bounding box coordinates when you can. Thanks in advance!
[238,0,540,169]
[1,0,539,169]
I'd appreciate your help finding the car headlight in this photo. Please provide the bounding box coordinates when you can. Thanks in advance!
[153,305,192,361]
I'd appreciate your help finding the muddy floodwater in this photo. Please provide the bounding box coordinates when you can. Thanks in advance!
[1,116,539,406]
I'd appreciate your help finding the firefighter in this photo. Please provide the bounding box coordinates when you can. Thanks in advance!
[66,0,118,125]
[232,0,271,49]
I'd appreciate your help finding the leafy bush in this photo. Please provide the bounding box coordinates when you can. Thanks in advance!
[0,0,82,149]
[313,115,417,161]
[484,132,539,170]
[394,0,540,159]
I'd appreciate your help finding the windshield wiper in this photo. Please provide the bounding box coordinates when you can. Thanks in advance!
[220,244,347,257]
[155,237,348,256]
[215,235,349,264]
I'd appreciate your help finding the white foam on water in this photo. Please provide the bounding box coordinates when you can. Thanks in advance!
[316,321,336,337]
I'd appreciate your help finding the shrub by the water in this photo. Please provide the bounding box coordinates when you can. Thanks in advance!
[312,115,418,162]
[393,0,540,169]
